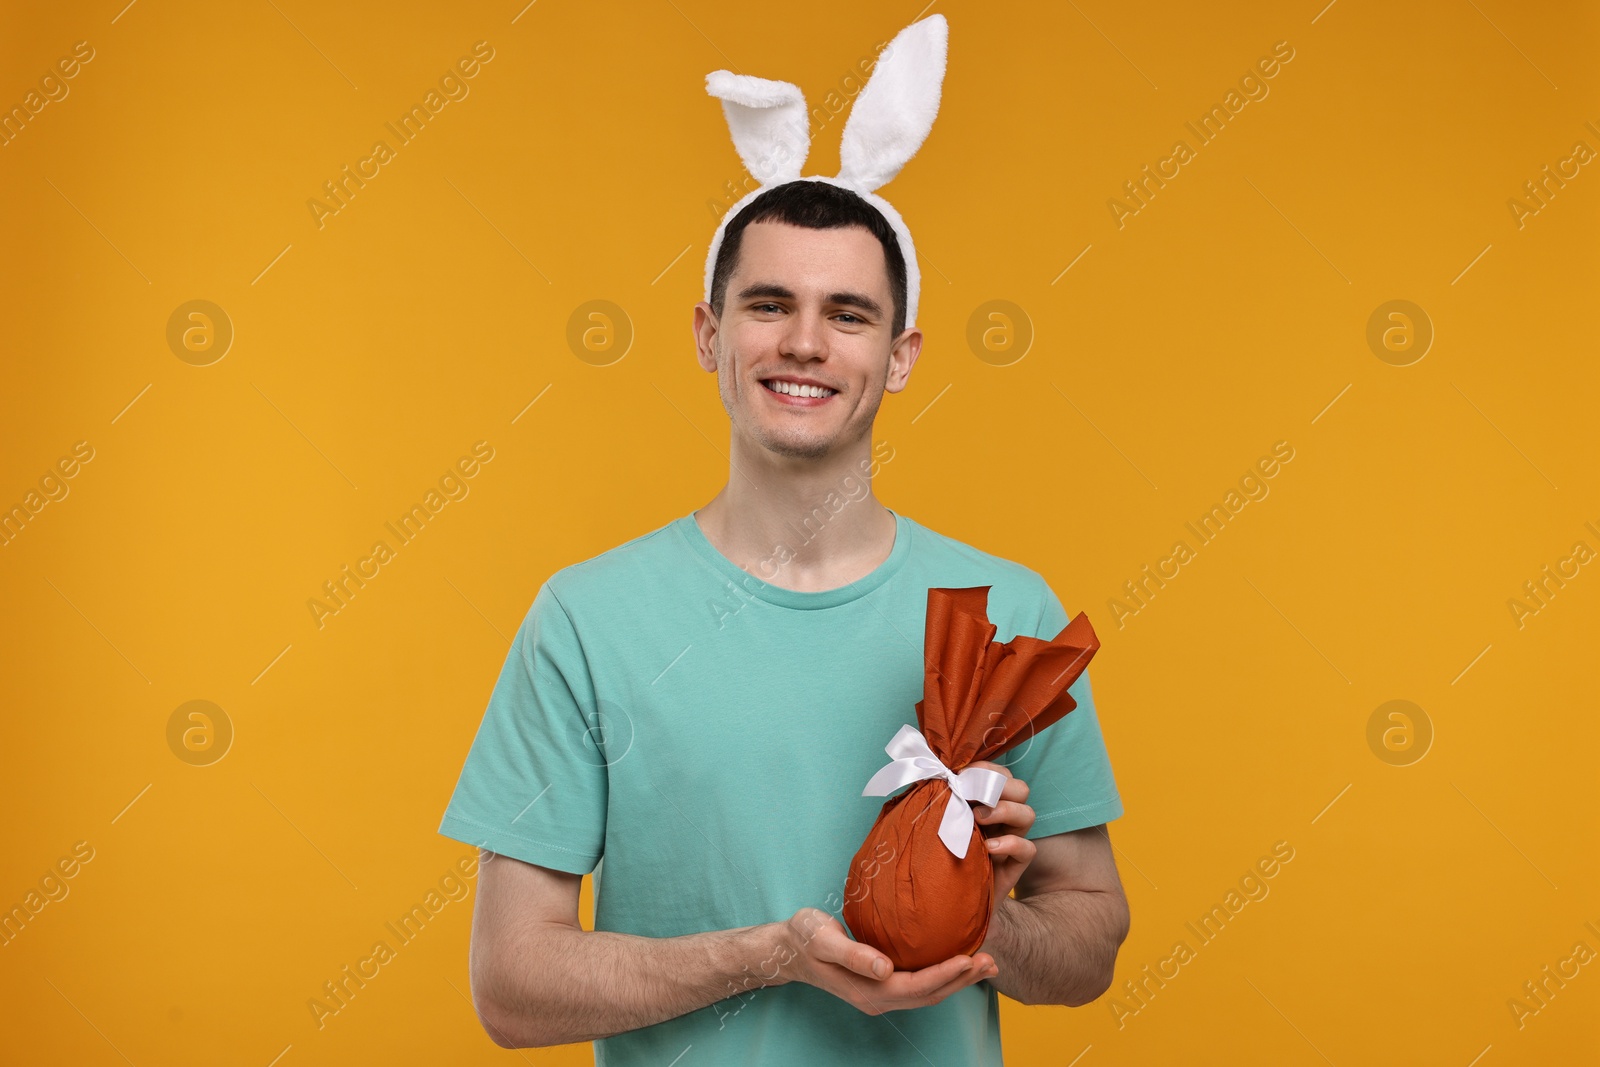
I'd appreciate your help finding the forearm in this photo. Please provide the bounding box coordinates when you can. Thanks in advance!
[474,920,792,1047]
[980,889,1129,1006]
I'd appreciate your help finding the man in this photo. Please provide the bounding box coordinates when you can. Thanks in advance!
[438,180,1129,1064]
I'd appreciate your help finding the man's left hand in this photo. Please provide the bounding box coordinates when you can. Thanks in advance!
[967,760,1035,921]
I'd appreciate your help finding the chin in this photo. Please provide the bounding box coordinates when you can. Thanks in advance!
[761,436,834,461]
[744,423,830,458]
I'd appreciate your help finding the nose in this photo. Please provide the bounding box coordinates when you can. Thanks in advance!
[778,306,826,361]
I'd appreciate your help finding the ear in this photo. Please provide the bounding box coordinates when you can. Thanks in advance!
[705,71,811,184]
[836,14,948,193]
[884,326,923,394]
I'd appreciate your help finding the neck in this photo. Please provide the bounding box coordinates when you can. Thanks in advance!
[693,433,895,593]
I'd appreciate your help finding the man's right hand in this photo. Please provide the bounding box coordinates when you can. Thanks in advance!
[776,907,999,1015]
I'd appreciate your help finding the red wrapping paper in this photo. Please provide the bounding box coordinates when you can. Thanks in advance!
[841,586,1100,971]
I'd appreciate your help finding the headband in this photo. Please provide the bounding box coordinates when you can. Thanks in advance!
[702,13,948,331]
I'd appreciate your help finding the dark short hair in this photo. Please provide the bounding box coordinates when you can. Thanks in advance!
[709,180,908,338]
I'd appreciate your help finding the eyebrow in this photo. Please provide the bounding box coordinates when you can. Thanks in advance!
[735,282,884,319]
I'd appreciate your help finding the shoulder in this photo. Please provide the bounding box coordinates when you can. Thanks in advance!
[901,514,1059,632]
[903,513,1052,590]
[529,516,687,624]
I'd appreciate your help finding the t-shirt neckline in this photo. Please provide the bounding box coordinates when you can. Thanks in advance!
[672,506,913,610]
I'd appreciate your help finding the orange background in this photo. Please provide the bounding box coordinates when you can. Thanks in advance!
[2,1,1597,1064]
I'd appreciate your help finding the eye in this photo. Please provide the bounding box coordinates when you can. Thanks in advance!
[835,313,862,324]
[753,302,783,313]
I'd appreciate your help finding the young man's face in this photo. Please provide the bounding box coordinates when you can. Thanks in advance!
[694,220,921,462]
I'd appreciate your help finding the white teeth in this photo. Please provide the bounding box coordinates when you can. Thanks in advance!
[765,380,834,398]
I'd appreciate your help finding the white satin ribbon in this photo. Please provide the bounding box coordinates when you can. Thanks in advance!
[861,723,1009,860]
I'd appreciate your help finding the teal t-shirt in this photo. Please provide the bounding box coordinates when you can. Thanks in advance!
[438,507,1123,1066]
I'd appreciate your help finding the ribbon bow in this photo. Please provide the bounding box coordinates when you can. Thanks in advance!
[861,724,1009,860]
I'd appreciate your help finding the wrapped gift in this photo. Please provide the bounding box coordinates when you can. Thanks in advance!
[842,586,1100,971]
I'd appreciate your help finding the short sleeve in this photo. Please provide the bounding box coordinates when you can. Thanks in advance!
[437,582,609,874]
[999,584,1124,838]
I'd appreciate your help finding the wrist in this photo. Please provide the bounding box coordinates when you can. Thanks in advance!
[768,918,807,987]
[735,921,799,990]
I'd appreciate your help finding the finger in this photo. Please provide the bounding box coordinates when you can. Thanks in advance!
[913,955,1000,1005]
[984,834,1037,866]
[809,925,894,980]
[877,954,978,999]
[974,800,1035,833]
[968,762,1027,797]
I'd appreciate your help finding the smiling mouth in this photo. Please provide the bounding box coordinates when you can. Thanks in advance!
[761,379,838,399]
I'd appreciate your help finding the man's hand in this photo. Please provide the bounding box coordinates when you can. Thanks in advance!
[776,907,998,1015]
[773,766,1034,1015]
[967,760,1036,924]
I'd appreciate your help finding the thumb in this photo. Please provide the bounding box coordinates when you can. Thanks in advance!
[811,921,893,980]
[800,915,902,979]
[846,943,893,980]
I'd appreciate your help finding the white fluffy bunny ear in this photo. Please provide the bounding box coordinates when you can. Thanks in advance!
[837,13,948,192]
[705,71,811,185]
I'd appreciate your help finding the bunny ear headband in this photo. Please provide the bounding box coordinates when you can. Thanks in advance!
[702,13,948,331]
